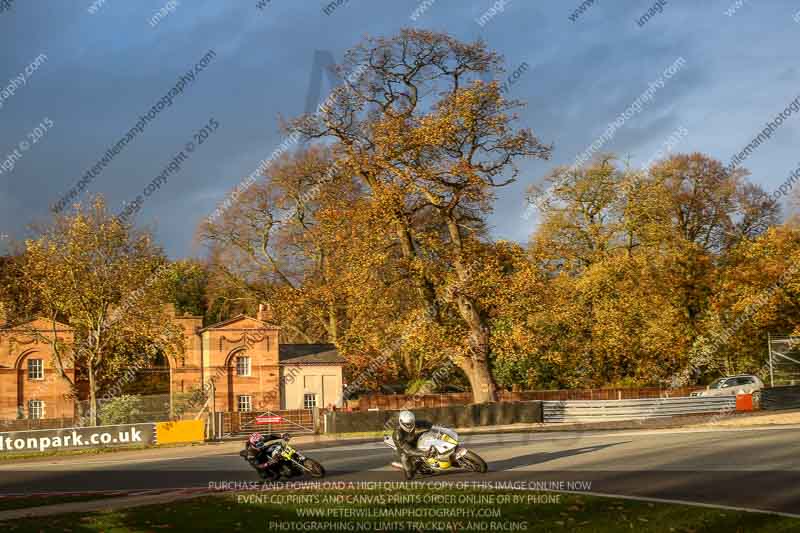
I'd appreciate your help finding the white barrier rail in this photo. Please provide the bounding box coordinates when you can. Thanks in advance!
[543,396,736,423]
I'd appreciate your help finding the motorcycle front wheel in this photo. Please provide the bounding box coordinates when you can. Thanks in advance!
[458,450,488,473]
[303,458,326,478]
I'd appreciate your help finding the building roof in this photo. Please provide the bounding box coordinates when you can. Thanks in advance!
[197,314,280,333]
[0,317,73,332]
[279,344,346,365]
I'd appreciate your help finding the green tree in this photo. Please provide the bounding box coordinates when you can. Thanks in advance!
[98,394,144,425]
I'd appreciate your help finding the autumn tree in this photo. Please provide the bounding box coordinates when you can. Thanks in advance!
[202,33,796,394]
[203,145,408,388]
[694,223,800,379]
[16,196,183,425]
[526,153,783,387]
[288,29,551,402]
[528,155,630,270]
[204,146,362,341]
[1,239,48,323]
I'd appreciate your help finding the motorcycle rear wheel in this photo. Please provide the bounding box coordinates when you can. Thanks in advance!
[304,458,326,478]
[458,450,488,473]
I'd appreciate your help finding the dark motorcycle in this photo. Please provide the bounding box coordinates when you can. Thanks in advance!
[240,435,325,481]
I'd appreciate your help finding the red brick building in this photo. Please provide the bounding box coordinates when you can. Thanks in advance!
[0,307,344,421]
[0,317,76,420]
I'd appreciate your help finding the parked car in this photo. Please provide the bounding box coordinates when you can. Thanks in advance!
[690,375,764,397]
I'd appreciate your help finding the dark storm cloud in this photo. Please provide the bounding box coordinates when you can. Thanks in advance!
[1,0,799,256]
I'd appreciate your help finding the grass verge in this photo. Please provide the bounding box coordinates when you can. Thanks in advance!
[6,488,799,532]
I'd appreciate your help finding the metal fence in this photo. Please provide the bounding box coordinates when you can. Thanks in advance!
[354,386,706,411]
[75,393,177,425]
[216,409,317,438]
[768,335,800,386]
[542,396,737,423]
[0,417,77,432]
[1,393,203,432]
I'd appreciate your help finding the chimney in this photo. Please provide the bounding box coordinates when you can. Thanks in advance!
[162,303,176,318]
[257,303,273,322]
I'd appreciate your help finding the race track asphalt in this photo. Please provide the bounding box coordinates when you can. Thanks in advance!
[1,426,798,514]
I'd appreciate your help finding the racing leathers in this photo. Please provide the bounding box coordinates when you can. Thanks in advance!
[249,433,285,470]
[392,419,435,479]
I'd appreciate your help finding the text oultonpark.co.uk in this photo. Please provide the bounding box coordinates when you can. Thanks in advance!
[0,427,143,452]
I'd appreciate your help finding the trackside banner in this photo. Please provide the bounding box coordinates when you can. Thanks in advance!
[0,423,155,453]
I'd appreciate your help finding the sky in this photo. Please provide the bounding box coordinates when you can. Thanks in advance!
[1,0,800,258]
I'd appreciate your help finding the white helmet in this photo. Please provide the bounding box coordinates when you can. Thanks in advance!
[398,410,415,432]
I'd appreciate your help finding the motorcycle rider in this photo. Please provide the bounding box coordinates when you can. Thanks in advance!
[246,432,289,476]
[391,410,437,479]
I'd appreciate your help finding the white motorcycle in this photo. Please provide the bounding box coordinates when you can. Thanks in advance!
[384,426,488,475]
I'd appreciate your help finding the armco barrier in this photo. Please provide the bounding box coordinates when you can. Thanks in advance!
[323,402,543,434]
[760,385,800,410]
[154,420,205,444]
[542,396,737,423]
[354,386,706,410]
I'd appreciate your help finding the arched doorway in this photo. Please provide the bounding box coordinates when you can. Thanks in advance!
[125,352,171,396]
[225,348,247,413]
[14,348,66,420]
[15,349,40,420]
[114,351,172,421]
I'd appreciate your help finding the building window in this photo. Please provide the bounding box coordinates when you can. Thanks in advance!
[236,356,251,377]
[28,400,44,420]
[304,393,317,410]
[238,395,252,412]
[28,359,44,380]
